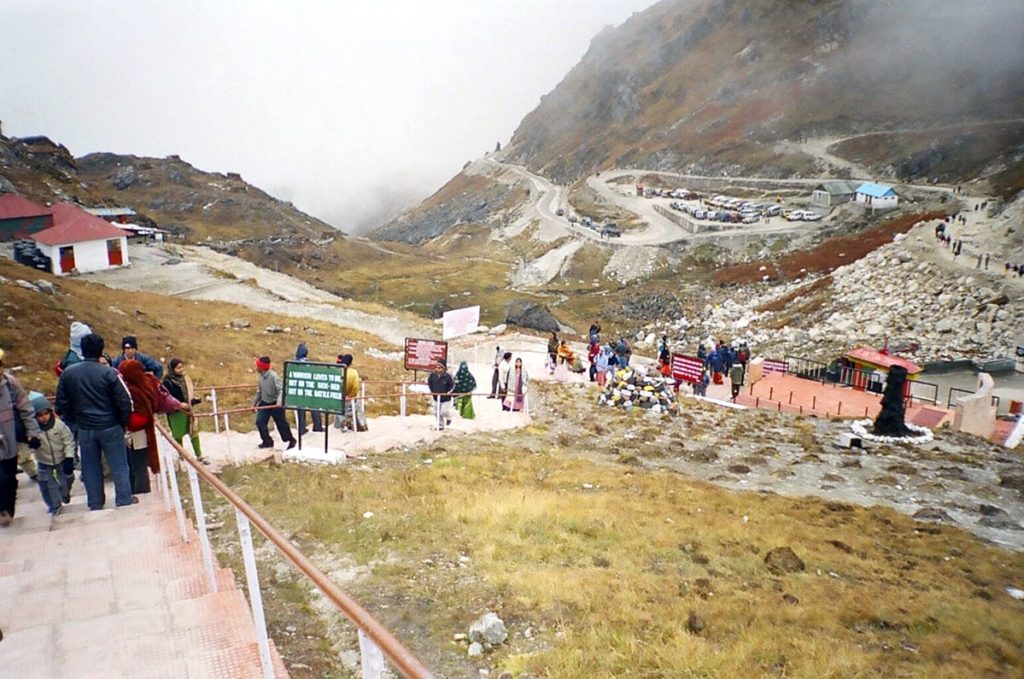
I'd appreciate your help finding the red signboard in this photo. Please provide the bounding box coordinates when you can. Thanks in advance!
[671,354,703,384]
[404,338,448,371]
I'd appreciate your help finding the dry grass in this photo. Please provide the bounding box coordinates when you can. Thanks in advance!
[218,422,1024,678]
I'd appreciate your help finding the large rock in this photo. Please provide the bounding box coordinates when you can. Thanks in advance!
[431,299,452,320]
[112,165,136,190]
[764,546,805,575]
[468,611,507,646]
[504,300,559,332]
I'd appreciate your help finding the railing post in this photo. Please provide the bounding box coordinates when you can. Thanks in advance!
[400,383,407,418]
[211,388,220,433]
[186,464,218,594]
[236,509,275,679]
[359,628,386,679]
[224,412,232,432]
[162,438,190,544]
[157,439,171,512]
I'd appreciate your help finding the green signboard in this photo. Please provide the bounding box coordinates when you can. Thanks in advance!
[282,360,347,413]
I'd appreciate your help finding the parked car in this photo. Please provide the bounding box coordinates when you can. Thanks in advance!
[766,205,782,217]
[556,208,565,217]
[693,209,707,219]
[801,211,821,221]
[601,223,622,237]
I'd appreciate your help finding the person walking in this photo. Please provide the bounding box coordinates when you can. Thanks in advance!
[293,343,324,436]
[337,354,367,432]
[55,333,136,510]
[453,361,477,420]
[546,332,559,374]
[502,357,529,412]
[163,359,203,460]
[24,392,75,516]
[119,358,171,494]
[112,335,164,378]
[496,352,513,400]
[729,363,745,402]
[253,356,296,449]
[0,348,42,525]
[489,346,502,398]
[595,345,610,387]
[427,360,455,430]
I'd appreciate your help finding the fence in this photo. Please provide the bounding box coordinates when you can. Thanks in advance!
[154,421,434,679]
[781,355,940,406]
[946,386,1000,410]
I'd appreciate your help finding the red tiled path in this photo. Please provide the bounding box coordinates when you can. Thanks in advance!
[0,475,289,678]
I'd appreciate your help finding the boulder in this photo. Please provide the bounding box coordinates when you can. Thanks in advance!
[34,280,56,295]
[503,300,559,333]
[488,323,507,335]
[112,165,137,190]
[431,299,452,320]
[230,318,251,329]
[468,612,507,646]
[764,546,805,575]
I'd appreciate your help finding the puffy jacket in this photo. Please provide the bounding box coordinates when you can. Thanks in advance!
[0,373,40,460]
[112,351,164,378]
[56,360,133,430]
[427,371,455,403]
[24,415,75,466]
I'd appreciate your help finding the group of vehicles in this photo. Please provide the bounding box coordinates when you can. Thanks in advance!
[12,239,52,271]
[557,209,622,237]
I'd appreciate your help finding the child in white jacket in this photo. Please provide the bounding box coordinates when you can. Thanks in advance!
[23,392,75,515]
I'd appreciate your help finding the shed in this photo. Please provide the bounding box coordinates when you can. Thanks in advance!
[843,347,922,395]
[811,180,859,207]
[32,203,131,275]
[84,206,137,224]
[0,194,54,241]
[854,182,899,210]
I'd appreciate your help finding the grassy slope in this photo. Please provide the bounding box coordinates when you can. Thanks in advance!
[217,386,1024,678]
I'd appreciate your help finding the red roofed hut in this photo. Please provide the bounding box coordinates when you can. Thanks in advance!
[0,194,54,241]
[843,347,922,396]
[31,203,131,275]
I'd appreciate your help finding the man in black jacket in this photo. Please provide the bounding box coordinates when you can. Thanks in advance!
[56,333,135,510]
[426,360,455,430]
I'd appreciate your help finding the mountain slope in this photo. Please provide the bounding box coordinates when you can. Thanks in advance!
[505,0,1024,184]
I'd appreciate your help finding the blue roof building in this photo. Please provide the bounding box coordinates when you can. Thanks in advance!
[854,182,897,198]
[854,182,899,210]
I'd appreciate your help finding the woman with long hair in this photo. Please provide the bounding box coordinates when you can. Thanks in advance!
[502,357,529,412]
[453,361,477,420]
[118,359,160,493]
[163,358,203,460]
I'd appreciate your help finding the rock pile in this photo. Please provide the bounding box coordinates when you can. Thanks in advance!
[596,365,675,413]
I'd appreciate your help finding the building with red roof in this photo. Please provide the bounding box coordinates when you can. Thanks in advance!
[0,194,54,240]
[31,203,131,275]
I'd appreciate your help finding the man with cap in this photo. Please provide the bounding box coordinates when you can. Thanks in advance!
[112,335,164,378]
[426,359,455,430]
[55,334,136,510]
[253,356,296,449]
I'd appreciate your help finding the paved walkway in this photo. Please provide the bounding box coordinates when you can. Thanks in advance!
[0,476,288,678]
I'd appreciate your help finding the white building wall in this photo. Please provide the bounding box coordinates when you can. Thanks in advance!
[37,237,130,275]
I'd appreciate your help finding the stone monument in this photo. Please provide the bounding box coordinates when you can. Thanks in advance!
[872,365,925,438]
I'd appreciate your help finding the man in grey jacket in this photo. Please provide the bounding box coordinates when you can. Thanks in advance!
[253,356,296,449]
[56,333,135,510]
[0,347,41,525]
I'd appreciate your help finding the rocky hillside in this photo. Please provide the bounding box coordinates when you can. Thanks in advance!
[76,153,337,242]
[0,134,105,206]
[505,0,1024,185]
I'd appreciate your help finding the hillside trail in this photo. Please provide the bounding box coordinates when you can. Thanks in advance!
[85,244,432,347]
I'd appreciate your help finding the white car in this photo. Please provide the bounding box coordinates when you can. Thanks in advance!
[801,211,821,221]
[693,209,707,219]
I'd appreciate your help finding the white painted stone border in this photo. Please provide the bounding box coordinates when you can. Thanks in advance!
[849,418,934,444]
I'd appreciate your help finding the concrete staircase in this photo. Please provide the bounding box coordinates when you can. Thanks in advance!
[0,474,289,678]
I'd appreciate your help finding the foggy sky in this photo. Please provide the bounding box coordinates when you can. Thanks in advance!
[0,0,655,233]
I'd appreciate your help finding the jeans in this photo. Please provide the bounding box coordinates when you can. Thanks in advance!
[255,404,294,444]
[78,425,133,510]
[36,462,68,514]
[296,408,323,436]
[430,398,452,428]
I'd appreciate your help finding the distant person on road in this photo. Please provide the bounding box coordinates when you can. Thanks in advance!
[163,358,204,460]
[729,363,745,402]
[588,322,602,344]
[253,356,296,450]
[0,348,42,526]
[546,332,559,373]
[555,340,574,382]
[293,343,324,436]
[112,335,164,378]
[595,345,611,387]
[427,360,455,430]
[55,334,136,511]
[489,347,503,399]
[588,340,600,382]
[453,361,477,420]
[502,358,529,412]
[337,354,367,432]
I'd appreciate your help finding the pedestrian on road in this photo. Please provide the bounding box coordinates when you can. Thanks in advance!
[984,253,990,270]
[489,347,503,398]
[729,363,745,402]
[119,358,163,494]
[546,332,559,373]
[453,361,477,420]
[293,343,323,436]
[112,335,164,378]
[427,360,455,430]
[163,358,204,460]
[0,348,42,526]
[25,391,74,516]
[253,356,296,449]
[337,354,367,432]
[55,334,136,511]
[502,358,529,413]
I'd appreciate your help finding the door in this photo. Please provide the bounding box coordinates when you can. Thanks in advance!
[59,246,75,273]
[107,238,123,266]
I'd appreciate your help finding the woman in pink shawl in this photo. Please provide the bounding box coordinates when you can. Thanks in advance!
[502,357,529,412]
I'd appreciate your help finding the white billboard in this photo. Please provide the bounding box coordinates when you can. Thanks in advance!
[442,305,480,340]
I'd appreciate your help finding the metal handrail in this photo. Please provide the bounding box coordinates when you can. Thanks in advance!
[154,421,434,679]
